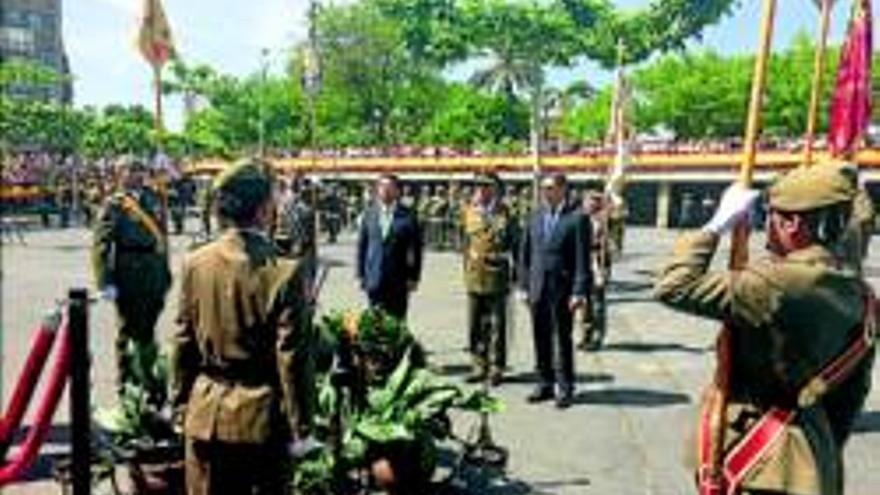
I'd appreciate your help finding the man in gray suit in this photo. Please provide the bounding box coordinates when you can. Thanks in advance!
[518,173,592,409]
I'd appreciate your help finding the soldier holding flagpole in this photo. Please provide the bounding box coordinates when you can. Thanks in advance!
[137,0,176,234]
[655,0,876,493]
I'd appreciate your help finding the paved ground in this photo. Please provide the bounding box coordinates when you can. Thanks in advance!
[3,223,880,494]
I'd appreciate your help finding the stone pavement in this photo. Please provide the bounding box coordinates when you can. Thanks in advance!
[2,224,880,494]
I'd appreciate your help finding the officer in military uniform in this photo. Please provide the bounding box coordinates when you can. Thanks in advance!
[171,158,314,495]
[168,178,186,235]
[275,177,317,283]
[578,190,610,351]
[461,172,517,385]
[92,158,172,399]
[427,186,449,249]
[655,162,876,495]
[198,181,214,239]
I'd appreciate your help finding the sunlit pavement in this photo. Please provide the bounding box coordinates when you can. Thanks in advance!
[3,223,880,494]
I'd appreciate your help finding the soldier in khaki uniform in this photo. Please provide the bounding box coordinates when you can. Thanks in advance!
[655,162,876,495]
[461,172,517,385]
[171,158,314,495]
[92,158,172,400]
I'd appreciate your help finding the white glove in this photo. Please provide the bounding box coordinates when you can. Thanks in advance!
[289,435,324,459]
[99,285,118,301]
[702,185,761,235]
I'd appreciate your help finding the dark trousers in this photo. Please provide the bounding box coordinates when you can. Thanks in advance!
[530,293,575,392]
[185,437,288,495]
[115,295,165,401]
[368,287,409,321]
[468,292,507,370]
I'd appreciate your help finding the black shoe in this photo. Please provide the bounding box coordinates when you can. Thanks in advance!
[576,339,591,352]
[465,370,486,384]
[555,391,573,409]
[527,386,554,403]
[489,369,503,387]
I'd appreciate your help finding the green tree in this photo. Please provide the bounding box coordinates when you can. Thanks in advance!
[309,0,441,146]
[80,105,156,158]
[165,60,307,155]
[416,82,528,148]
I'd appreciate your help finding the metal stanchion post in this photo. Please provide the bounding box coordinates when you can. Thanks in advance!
[68,288,90,495]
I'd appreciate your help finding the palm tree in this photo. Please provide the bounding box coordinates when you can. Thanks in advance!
[469,46,541,140]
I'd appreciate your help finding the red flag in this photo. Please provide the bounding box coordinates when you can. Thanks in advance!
[828,0,872,156]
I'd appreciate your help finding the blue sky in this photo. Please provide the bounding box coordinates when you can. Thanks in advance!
[64,0,874,130]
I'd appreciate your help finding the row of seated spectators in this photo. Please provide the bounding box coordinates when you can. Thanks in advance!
[3,151,183,186]
[0,135,844,186]
[267,137,833,160]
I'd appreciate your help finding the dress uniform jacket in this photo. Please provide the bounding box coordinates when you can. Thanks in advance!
[92,188,171,301]
[172,228,312,444]
[462,202,516,295]
[655,231,873,494]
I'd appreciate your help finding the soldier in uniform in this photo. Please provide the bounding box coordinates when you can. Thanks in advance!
[168,178,186,235]
[198,181,214,239]
[275,177,317,283]
[92,158,172,399]
[427,186,449,250]
[577,190,610,351]
[606,192,627,259]
[461,172,517,385]
[172,158,314,495]
[655,162,876,495]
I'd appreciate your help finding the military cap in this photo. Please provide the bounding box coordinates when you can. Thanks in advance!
[213,157,273,216]
[473,171,503,189]
[116,155,148,173]
[768,161,857,212]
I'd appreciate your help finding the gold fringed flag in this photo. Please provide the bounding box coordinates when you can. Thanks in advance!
[138,0,176,67]
[605,64,631,204]
[828,0,872,156]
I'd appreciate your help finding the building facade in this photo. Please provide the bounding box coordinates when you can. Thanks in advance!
[1,0,71,103]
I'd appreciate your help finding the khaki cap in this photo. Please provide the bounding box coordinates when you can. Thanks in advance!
[768,161,857,212]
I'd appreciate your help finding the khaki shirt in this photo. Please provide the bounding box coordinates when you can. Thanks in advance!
[172,228,312,444]
[655,231,872,494]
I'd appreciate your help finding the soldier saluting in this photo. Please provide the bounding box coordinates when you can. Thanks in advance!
[461,172,517,385]
[92,157,172,399]
[655,162,876,495]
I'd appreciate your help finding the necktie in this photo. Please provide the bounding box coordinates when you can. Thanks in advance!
[544,209,557,238]
[381,206,393,239]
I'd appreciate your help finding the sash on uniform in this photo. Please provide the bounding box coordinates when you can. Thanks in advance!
[698,287,876,495]
[119,194,167,253]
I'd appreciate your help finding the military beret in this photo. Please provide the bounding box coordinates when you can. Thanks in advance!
[768,161,858,212]
[213,158,273,214]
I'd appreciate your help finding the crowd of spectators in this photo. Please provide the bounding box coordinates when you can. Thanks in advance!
[267,136,833,160]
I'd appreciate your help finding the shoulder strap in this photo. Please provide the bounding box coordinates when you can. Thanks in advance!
[118,194,166,252]
[698,284,876,495]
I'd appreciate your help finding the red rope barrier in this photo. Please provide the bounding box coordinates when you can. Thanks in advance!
[0,317,72,486]
[0,312,62,452]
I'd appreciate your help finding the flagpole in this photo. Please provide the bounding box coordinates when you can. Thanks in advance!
[153,63,164,133]
[803,0,833,166]
[705,0,778,491]
[152,61,169,234]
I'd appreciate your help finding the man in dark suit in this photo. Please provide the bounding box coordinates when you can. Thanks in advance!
[356,174,424,320]
[518,173,592,408]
